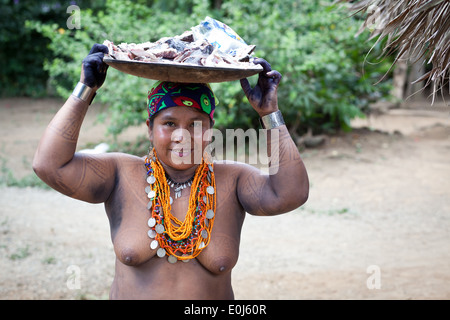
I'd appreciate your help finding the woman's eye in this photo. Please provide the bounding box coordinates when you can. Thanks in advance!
[165,121,175,127]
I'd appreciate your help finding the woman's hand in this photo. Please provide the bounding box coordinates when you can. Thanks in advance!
[240,58,282,117]
[80,43,109,90]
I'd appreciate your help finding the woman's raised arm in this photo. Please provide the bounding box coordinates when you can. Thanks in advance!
[33,44,117,203]
[237,58,309,215]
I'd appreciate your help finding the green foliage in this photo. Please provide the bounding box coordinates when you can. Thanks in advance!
[27,0,392,137]
[9,246,31,260]
[217,0,393,134]
[0,157,50,189]
[27,0,211,135]
[0,0,105,97]
[0,0,58,97]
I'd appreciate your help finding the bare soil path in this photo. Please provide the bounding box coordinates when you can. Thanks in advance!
[0,97,449,299]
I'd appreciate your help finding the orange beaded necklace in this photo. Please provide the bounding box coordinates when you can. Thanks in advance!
[144,148,216,264]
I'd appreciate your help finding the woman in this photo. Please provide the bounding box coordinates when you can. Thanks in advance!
[33,44,309,299]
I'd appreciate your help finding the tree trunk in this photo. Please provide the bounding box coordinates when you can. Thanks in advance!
[213,0,222,9]
[392,58,408,101]
[405,57,425,101]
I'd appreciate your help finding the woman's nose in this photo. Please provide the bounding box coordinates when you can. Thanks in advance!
[171,128,191,143]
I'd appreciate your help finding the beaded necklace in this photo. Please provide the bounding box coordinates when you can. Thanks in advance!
[166,174,194,199]
[144,148,216,264]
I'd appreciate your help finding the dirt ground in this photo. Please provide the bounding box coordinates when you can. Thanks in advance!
[0,97,449,300]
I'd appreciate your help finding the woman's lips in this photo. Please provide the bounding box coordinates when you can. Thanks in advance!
[171,148,192,157]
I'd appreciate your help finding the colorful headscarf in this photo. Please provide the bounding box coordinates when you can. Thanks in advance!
[147,81,217,121]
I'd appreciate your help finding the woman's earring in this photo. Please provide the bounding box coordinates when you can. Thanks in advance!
[203,144,214,163]
[148,143,154,159]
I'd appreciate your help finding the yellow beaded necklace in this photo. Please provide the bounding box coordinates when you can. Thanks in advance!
[144,148,216,264]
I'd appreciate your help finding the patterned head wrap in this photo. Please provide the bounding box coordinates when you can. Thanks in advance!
[147,81,217,121]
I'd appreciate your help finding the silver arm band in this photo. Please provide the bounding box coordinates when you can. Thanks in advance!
[72,82,95,104]
[260,110,285,129]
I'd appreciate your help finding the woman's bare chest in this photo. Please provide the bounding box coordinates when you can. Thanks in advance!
[106,168,245,273]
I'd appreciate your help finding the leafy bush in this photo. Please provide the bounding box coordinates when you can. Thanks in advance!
[217,0,393,134]
[0,0,105,97]
[28,0,392,137]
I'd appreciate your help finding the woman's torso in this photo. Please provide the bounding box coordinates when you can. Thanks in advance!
[105,154,246,299]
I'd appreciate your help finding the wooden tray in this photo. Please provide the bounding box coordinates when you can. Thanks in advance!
[103,58,263,83]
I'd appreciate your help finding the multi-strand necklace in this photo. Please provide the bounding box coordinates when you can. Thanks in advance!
[166,175,194,199]
[144,148,216,264]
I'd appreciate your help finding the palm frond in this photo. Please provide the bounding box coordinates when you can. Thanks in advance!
[338,0,450,102]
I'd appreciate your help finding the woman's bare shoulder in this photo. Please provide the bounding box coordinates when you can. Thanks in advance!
[213,159,260,177]
[91,151,143,163]
[77,152,144,174]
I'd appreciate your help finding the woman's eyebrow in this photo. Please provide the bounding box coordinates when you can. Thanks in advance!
[159,115,177,120]
[159,115,205,122]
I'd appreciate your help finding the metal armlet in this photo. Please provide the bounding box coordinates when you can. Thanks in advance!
[72,82,96,104]
[259,110,285,129]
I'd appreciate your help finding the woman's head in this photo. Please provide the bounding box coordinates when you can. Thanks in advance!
[146,81,217,170]
[147,81,217,126]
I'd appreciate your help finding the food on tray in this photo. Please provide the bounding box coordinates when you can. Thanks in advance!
[103,17,257,69]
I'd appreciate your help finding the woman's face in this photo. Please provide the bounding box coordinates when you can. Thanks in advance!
[147,106,213,171]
